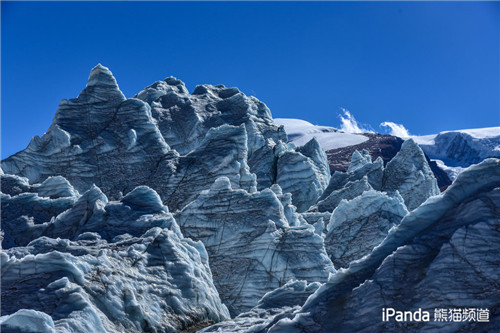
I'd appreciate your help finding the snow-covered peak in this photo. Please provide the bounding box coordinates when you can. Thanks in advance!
[414,126,500,175]
[413,126,500,145]
[274,118,368,151]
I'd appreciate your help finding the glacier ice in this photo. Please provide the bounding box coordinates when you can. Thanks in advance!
[134,79,283,157]
[199,280,321,333]
[324,189,408,269]
[276,138,331,212]
[134,75,331,210]
[175,177,334,315]
[2,65,328,213]
[2,65,170,196]
[133,75,334,204]
[2,66,257,212]
[311,176,373,213]
[382,138,440,210]
[319,150,384,201]
[2,64,498,333]
[257,158,500,333]
[316,142,440,214]
[1,180,230,332]
[0,309,56,333]
[415,127,500,167]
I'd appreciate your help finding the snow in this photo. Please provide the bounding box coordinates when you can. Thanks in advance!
[433,159,466,181]
[274,118,369,151]
[413,127,500,145]
[443,126,499,139]
[412,133,436,145]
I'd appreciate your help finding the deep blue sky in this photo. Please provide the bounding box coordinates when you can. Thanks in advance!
[2,1,499,158]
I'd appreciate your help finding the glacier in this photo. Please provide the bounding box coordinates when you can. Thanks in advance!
[1,65,334,331]
[234,158,500,333]
[2,64,499,333]
[2,65,329,212]
[324,189,408,269]
[175,177,334,315]
[1,178,230,332]
[199,280,321,333]
[414,127,500,180]
[382,138,440,210]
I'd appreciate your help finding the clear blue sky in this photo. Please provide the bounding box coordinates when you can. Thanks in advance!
[2,1,499,159]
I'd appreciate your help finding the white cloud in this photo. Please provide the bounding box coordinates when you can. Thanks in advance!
[380,121,410,138]
[338,108,373,134]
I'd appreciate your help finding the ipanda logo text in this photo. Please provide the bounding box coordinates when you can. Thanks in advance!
[382,308,431,322]
[382,308,490,323]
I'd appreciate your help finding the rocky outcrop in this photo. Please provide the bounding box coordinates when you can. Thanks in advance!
[324,133,403,171]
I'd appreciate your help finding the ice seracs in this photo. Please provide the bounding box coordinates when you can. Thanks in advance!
[1,180,230,333]
[3,64,498,333]
[175,176,334,315]
[382,138,440,210]
[276,138,331,212]
[256,158,500,333]
[324,190,408,269]
[2,65,328,213]
[200,280,321,333]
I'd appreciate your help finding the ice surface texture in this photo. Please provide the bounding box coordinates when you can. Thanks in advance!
[259,158,500,333]
[1,179,229,332]
[1,65,333,331]
[199,280,321,333]
[3,65,329,212]
[176,177,334,315]
[318,141,440,214]
[2,64,498,333]
[324,189,408,269]
[383,138,440,210]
